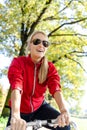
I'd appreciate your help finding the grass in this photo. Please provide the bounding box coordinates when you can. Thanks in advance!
[0,116,87,130]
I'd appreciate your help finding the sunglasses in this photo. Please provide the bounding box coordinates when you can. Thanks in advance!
[32,38,50,47]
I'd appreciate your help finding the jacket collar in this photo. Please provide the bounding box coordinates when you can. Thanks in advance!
[26,54,43,66]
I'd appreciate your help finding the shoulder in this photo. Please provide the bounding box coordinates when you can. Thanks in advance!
[48,61,56,68]
[48,61,58,73]
[10,56,27,66]
[13,56,27,62]
[13,56,26,60]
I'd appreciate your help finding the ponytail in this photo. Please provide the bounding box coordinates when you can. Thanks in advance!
[38,57,48,84]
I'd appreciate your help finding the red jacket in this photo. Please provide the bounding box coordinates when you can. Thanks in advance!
[8,55,61,113]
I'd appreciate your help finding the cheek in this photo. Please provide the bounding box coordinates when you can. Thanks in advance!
[30,47,35,54]
[30,44,35,51]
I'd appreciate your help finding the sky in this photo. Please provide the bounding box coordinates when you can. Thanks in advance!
[0,0,5,5]
[0,54,11,90]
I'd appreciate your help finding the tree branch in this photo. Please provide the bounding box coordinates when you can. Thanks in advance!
[41,0,74,22]
[48,17,87,37]
[18,0,27,15]
[68,50,87,57]
[58,0,74,14]
[59,0,85,14]
[28,0,52,36]
[52,51,87,73]
[66,55,87,73]
[42,16,77,21]
[50,33,87,37]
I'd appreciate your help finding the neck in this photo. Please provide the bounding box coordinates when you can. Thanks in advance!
[31,56,42,64]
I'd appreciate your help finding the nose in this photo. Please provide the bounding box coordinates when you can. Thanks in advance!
[38,42,44,47]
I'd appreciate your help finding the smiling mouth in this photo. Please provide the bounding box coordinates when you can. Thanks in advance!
[37,50,44,52]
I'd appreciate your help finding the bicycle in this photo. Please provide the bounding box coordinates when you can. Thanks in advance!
[5,118,79,130]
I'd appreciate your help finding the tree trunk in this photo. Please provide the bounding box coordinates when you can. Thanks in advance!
[1,88,11,117]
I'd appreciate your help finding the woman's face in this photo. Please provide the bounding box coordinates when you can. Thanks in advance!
[29,33,49,63]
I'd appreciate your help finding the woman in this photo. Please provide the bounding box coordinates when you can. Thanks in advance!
[7,31,70,130]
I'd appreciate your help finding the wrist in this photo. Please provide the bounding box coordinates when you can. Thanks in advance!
[11,113,20,119]
[10,114,20,124]
[60,107,68,113]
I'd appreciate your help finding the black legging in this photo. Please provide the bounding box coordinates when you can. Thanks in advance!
[7,101,70,130]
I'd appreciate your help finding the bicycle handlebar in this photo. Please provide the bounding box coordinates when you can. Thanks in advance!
[5,118,78,130]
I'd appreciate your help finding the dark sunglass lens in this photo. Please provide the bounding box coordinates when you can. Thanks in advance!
[33,39,41,45]
[43,41,49,47]
[33,39,49,47]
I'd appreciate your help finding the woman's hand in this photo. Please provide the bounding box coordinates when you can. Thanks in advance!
[57,111,70,127]
[10,116,26,130]
[54,91,70,127]
[10,90,26,130]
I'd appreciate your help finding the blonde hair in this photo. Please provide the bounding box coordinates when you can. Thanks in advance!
[26,31,49,84]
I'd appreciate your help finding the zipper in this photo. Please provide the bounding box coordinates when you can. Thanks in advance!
[32,64,37,95]
[30,64,37,112]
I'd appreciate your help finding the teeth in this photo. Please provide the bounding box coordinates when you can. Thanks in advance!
[37,50,43,52]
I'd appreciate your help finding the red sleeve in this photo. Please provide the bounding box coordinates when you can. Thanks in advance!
[8,57,24,91]
[47,62,61,96]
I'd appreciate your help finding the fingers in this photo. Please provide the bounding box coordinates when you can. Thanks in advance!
[65,113,70,126]
[10,117,16,130]
[10,117,26,130]
[18,120,26,130]
[57,112,70,128]
[58,114,66,127]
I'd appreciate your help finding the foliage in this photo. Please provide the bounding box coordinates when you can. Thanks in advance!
[0,0,87,115]
[0,116,8,130]
[0,84,9,116]
[0,84,3,106]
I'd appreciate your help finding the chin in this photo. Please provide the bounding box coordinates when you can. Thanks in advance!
[36,55,44,60]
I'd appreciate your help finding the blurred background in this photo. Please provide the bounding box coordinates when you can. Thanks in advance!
[0,0,87,129]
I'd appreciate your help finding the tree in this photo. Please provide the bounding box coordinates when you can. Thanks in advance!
[0,0,87,116]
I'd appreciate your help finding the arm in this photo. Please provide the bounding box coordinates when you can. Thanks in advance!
[54,91,67,113]
[10,89,26,130]
[54,91,70,127]
[8,58,26,129]
[11,89,21,118]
